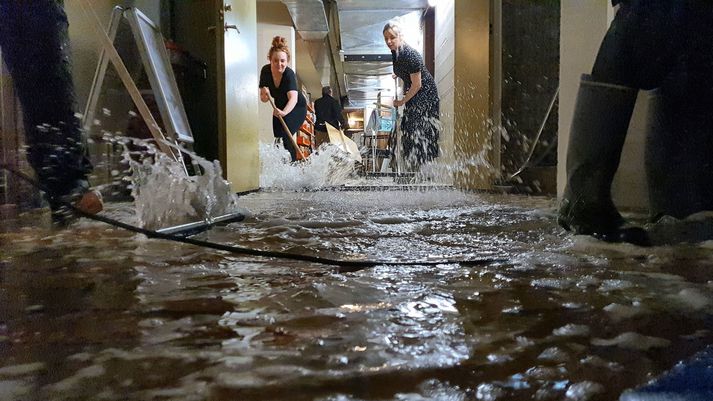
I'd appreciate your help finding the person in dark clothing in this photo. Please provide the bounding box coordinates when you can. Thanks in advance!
[259,36,307,162]
[558,0,713,245]
[0,0,103,225]
[383,20,440,170]
[314,86,346,147]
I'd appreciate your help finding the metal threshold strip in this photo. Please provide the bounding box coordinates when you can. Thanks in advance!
[155,212,246,237]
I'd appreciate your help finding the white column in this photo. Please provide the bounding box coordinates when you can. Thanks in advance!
[558,1,610,197]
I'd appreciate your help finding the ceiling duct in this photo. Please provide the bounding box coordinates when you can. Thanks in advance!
[281,0,329,41]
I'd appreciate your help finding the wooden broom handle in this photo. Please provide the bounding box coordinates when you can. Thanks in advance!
[267,96,307,161]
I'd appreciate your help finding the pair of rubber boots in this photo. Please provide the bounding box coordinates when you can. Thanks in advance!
[558,74,650,246]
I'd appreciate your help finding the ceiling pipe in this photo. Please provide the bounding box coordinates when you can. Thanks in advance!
[281,0,329,41]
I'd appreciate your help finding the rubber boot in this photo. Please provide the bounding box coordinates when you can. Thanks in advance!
[558,74,650,246]
[49,179,104,227]
[646,83,713,221]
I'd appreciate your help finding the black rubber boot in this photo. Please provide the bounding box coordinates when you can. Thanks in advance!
[646,83,713,221]
[558,74,650,246]
[50,190,86,228]
[49,179,104,228]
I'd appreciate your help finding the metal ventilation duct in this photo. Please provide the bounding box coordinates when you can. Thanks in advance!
[281,0,329,41]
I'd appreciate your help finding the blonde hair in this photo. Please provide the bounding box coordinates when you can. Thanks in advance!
[268,36,291,61]
[382,20,403,37]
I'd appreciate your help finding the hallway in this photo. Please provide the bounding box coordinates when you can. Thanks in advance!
[1,2,713,401]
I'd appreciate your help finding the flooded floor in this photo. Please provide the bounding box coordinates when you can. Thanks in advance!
[1,189,712,401]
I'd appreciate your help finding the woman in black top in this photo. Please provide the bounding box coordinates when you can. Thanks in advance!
[383,20,440,169]
[259,36,307,162]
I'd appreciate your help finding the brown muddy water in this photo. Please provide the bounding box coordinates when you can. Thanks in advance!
[1,189,712,401]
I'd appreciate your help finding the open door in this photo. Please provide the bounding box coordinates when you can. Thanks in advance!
[215,0,259,192]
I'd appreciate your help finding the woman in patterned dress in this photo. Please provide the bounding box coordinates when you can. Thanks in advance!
[383,20,441,169]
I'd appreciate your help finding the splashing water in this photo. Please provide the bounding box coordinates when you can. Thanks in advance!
[259,142,356,191]
[385,121,494,186]
[115,138,240,230]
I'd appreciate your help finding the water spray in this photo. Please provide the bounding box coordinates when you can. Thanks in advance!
[1,164,500,272]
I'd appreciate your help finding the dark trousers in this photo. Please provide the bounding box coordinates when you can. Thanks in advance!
[314,129,329,148]
[592,0,713,218]
[593,0,685,89]
[593,0,713,92]
[0,1,92,199]
[272,118,298,162]
[279,133,298,162]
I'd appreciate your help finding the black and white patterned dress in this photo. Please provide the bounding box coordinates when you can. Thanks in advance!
[392,43,440,166]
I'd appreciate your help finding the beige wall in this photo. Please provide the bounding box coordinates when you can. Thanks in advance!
[65,0,161,111]
[294,38,323,101]
[435,0,494,190]
[64,1,130,186]
[65,0,118,112]
[453,0,493,190]
[558,2,649,210]
[221,0,260,192]
[434,0,494,190]
[434,0,455,183]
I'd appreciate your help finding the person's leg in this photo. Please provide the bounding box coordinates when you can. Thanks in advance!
[273,118,297,162]
[402,101,440,172]
[0,1,101,223]
[314,129,329,148]
[284,107,307,162]
[591,0,684,90]
[422,99,440,163]
[558,76,641,242]
[645,1,713,220]
[559,0,684,244]
[280,134,298,162]
[399,110,419,171]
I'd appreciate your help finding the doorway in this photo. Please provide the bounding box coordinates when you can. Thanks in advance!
[164,0,219,163]
[496,0,561,194]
